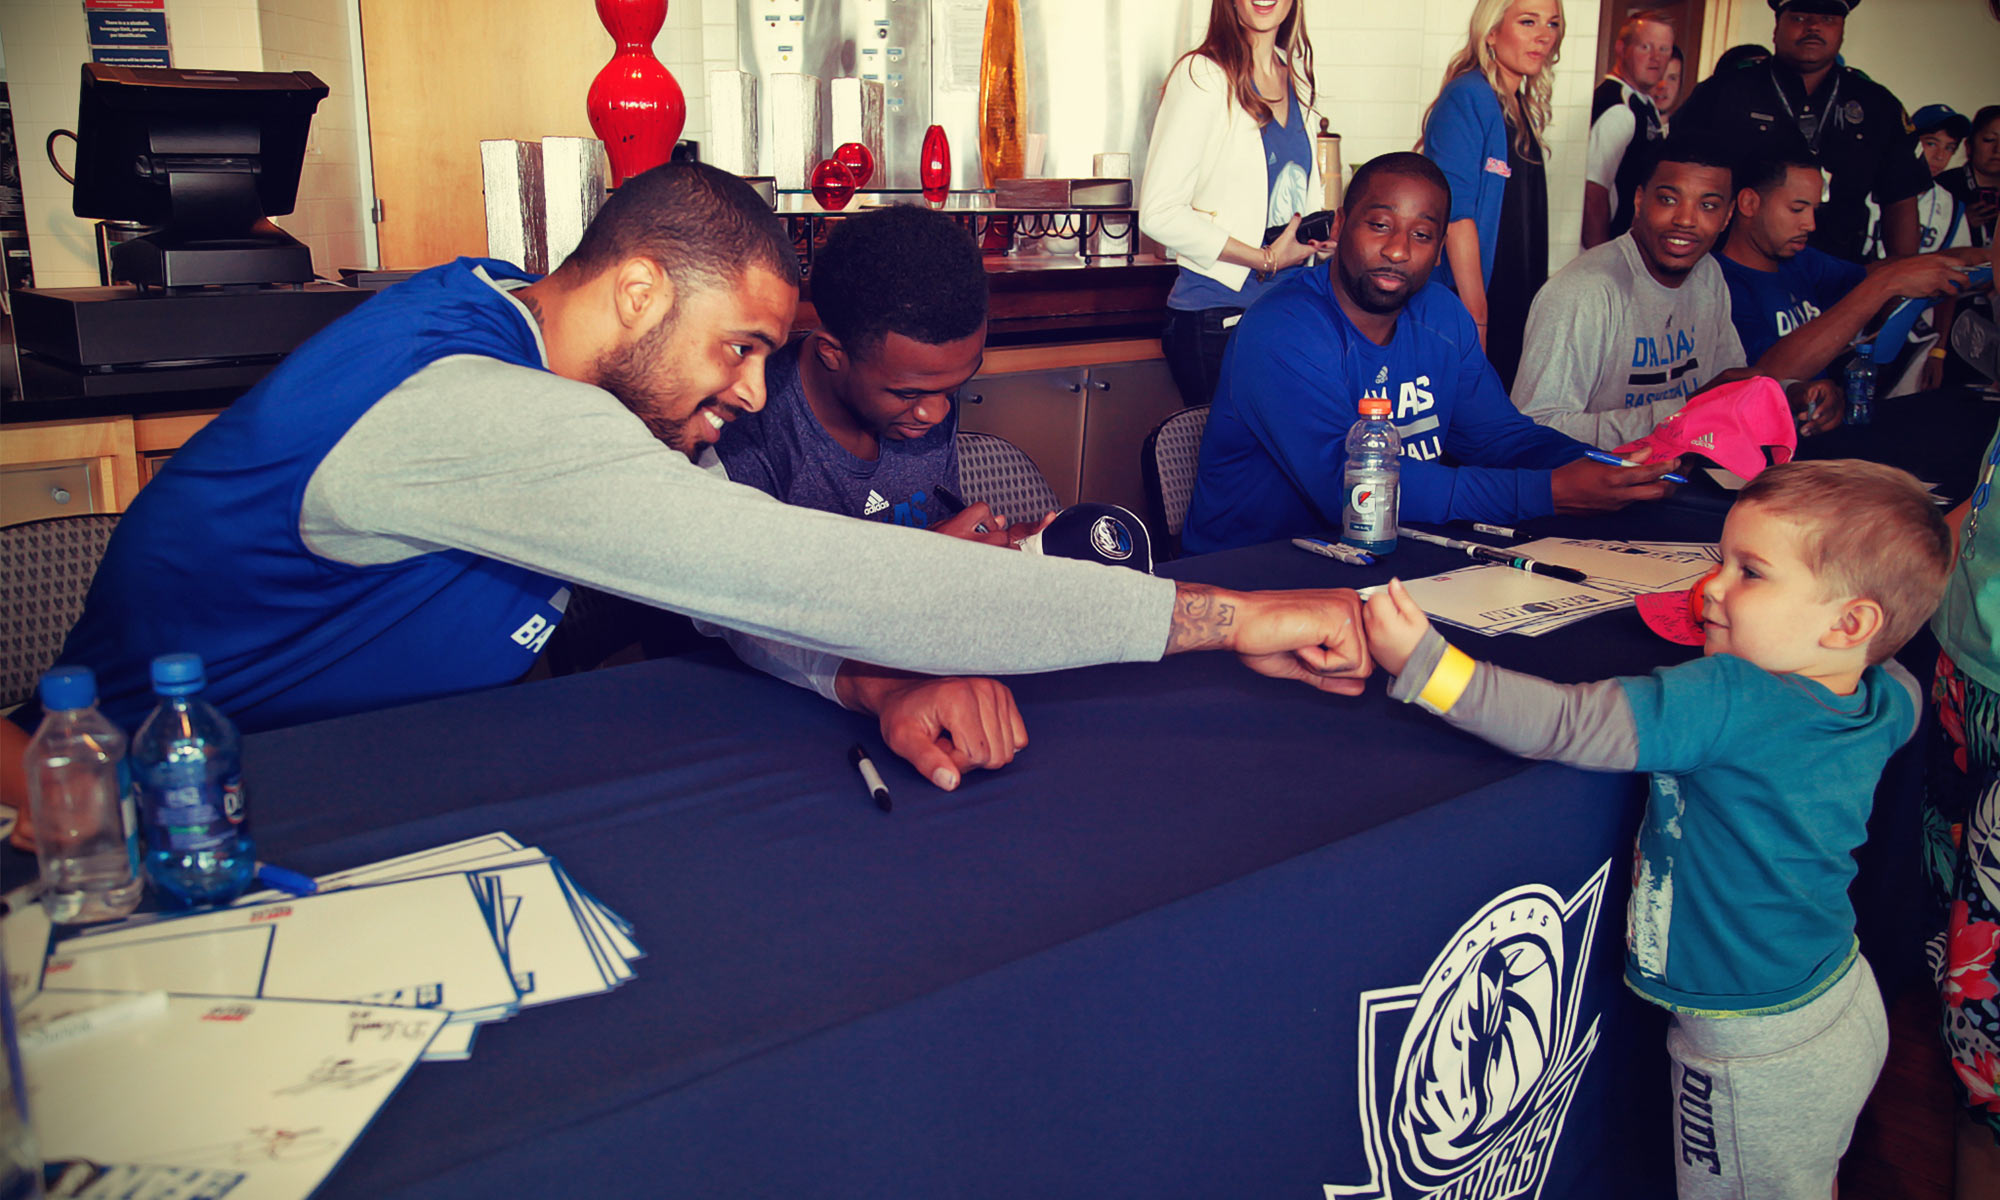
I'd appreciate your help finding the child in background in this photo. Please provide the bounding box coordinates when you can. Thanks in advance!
[1363,459,1953,1199]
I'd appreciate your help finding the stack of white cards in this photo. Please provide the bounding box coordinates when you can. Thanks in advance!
[1374,538,1721,638]
[2,832,640,1200]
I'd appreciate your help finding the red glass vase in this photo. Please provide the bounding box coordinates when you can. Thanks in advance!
[920,125,951,208]
[810,159,857,210]
[833,142,875,191]
[586,0,687,188]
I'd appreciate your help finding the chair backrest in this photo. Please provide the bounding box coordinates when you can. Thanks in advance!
[956,432,1060,524]
[1,513,120,709]
[1141,405,1209,558]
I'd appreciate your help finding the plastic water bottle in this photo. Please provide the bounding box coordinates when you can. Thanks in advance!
[22,666,142,924]
[132,653,254,907]
[1340,394,1402,554]
[1844,353,1876,427]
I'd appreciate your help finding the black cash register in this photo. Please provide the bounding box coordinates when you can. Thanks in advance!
[11,65,370,395]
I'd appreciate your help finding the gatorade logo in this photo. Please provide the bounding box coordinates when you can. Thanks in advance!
[1349,482,1384,519]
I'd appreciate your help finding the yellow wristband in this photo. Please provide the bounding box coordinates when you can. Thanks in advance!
[1930,347,1949,360]
[1415,643,1478,715]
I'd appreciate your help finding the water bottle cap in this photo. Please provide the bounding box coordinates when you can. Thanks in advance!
[1357,395,1391,418]
[150,652,207,695]
[38,665,98,711]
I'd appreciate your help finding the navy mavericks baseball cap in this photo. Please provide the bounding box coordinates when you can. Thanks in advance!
[1914,104,1972,140]
[1018,503,1153,574]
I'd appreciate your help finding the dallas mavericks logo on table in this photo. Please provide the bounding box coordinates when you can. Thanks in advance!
[1327,862,1609,1200]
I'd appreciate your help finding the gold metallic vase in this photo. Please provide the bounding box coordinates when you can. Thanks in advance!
[978,0,1026,188]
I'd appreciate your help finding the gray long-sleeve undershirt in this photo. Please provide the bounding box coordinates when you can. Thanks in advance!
[299,354,1177,680]
[1387,628,1641,769]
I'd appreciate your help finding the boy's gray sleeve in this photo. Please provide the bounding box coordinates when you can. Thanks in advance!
[1387,628,1640,771]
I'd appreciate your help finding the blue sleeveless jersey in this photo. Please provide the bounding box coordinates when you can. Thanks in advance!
[55,258,571,734]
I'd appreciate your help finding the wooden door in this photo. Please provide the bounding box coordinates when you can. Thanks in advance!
[1593,0,1707,93]
[359,0,611,269]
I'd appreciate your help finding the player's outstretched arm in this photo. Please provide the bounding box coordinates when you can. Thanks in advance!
[1166,583,1374,696]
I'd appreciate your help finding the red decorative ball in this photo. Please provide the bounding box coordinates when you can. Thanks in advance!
[810,159,858,211]
[920,125,951,208]
[833,141,875,191]
[586,0,687,188]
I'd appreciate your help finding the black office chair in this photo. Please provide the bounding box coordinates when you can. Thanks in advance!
[956,432,1060,525]
[1141,405,1208,561]
[1,513,121,708]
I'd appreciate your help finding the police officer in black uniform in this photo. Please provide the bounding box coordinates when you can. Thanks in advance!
[1673,0,1930,263]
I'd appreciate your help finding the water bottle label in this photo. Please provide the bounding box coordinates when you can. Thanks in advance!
[223,777,246,824]
[140,779,239,855]
[122,783,142,872]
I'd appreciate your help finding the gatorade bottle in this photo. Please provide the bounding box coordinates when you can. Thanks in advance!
[1340,395,1401,554]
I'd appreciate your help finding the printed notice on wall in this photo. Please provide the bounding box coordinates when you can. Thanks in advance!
[85,0,172,68]
[936,0,984,94]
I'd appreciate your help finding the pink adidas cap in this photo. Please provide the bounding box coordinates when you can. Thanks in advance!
[1618,377,1797,482]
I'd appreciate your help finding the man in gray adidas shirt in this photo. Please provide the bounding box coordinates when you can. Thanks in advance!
[2,164,1371,834]
[1516,131,1841,449]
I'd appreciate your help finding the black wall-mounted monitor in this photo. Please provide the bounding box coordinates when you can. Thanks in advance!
[71,63,329,290]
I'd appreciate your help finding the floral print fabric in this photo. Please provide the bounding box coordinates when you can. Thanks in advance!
[1927,651,2000,1139]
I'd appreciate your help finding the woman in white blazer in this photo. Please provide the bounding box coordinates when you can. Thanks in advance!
[1140,0,1332,407]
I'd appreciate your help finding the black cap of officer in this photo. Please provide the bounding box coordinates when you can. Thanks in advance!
[1768,0,1858,14]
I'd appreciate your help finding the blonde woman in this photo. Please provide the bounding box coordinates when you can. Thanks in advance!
[1140,0,1332,406]
[1420,0,1563,387]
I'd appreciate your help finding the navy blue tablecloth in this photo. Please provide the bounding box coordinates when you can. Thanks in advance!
[226,522,1698,1199]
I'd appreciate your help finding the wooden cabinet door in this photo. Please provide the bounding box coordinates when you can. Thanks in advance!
[957,368,1087,508]
[359,0,609,269]
[1079,359,1183,519]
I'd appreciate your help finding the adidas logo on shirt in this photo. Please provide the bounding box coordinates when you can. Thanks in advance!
[863,490,888,516]
[1375,366,1390,385]
[1691,432,1716,451]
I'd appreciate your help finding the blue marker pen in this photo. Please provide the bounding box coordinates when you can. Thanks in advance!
[254,863,318,897]
[1582,449,1689,485]
[1291,537,1375,566]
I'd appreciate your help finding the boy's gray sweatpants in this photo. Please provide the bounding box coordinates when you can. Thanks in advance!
[1666,955,1888,1200]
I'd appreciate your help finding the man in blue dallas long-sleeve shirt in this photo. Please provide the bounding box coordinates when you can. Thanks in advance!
[1184,153,1682,555]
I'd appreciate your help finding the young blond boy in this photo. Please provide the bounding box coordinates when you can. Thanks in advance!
[1364,460,1954,1200]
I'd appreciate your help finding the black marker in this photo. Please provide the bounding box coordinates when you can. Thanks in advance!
[850,744,892,812]
[1398,527,1590,583]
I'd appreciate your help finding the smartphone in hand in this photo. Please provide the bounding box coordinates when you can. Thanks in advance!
[1261,210,1337,247]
